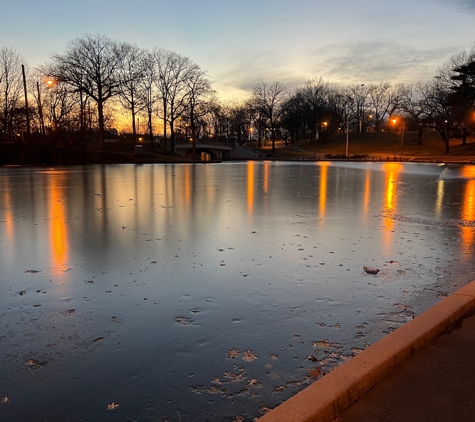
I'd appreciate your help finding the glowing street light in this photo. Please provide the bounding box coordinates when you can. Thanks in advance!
[391,117,405,157]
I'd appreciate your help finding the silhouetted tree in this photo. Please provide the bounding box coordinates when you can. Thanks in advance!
[0,47,24,143]
[153,49,197,152]
[117,46,150,144]
[49,34,131,148]
[250,81,288,152]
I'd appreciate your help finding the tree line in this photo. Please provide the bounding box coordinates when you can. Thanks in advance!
[1,34,474,155]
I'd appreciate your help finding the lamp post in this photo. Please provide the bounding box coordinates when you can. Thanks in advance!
[37,81,45,135]
[314,123,317,156]
[399,120,405,157]
[392,118,405,158]
[345,101,349,157]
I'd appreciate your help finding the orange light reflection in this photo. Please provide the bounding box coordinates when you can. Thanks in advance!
[185,165,191,206]
[382,163,402,248]
[2,183,14,241]
[461,179,475,259]
[247,161,254,213]
[263,162,269,193]
[49,177,69,272]
[364,169,371,210]
[319,163,329,217]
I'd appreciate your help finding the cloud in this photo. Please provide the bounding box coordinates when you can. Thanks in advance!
[433,0,475,11]
[212,48,308,99]
[310,41,458,85]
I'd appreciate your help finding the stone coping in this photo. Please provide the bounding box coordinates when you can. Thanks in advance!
[259,279,475,422]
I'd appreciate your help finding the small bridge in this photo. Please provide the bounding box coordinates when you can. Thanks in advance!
[175,140,234,160]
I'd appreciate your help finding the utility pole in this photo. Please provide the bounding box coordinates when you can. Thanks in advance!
[22,65,30,138]
[37,82,45,135]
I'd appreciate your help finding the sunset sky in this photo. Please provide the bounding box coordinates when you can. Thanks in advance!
[1,0,475,100]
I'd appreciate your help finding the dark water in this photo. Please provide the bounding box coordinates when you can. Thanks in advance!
[1,162,474,421]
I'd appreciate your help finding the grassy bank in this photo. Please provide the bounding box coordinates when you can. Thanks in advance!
[256,131,475,160]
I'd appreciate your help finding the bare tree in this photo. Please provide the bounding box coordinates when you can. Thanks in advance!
[153,49,197,152]
[298,77,335,140]
[117,46,150,144]
[49,34,131,148]
[183,67,214,158]
[0,47,24,143]
[419,79,455,153]
[363,82,405,132]
[251,81,288,151]
[348,84,370,133]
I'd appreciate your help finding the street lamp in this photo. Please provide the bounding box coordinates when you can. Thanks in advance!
[345,99,351,157]
[391,118,405,157]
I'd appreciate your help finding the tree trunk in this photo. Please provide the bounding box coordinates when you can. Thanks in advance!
[170,120,175,153]
[148,108,154,148]
[131,105,137,145]
[98,100,105,149]
[162,100,168,153]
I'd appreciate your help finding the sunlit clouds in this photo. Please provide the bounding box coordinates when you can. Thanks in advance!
[1,0,474,101]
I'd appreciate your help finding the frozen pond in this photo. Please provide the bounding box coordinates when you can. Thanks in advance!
[1,161,474,421]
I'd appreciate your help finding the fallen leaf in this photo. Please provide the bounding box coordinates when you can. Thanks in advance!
[2,396,9,403]
[107,402,119,410]
[270,354,279,360]
[308,367,320,378]
[226,348,241,359]
[224,369,246,382]
[312,340,330,348]
[242,349,257,362]
[175,317,192,325]
[258,406,272,414]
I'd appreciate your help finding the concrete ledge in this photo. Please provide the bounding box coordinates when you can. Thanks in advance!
[259,279,475,422]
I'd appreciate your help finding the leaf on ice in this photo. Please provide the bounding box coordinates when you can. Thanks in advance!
[270,354,279,360]
[247,378,260,386]
[224,369,246,382]
[226,348,241,359]
[1,396,9,403]
[175,317,193,325]
[312,340,330,348]
[107,402,119,410]
[258,406,272,415]
[308,367,320,378]
[273,385,286,393]
[242,349,257,362]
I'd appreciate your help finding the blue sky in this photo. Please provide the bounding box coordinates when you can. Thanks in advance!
[1,0,474,100]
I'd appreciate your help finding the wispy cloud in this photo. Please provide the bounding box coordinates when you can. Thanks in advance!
[214,40,461,99]
[432,0,475,11]
[311,41,458,85]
